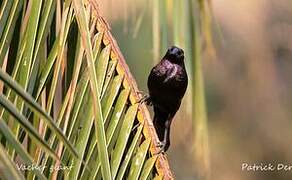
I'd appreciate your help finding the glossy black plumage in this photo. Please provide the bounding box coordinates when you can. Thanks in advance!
[147,46,188,152]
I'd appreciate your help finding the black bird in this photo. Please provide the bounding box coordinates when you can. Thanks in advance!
[144,46,188,152]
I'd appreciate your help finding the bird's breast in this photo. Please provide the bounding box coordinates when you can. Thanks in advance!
[148,62,187,99]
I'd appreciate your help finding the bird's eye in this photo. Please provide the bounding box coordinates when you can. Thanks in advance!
[178,50,184,56]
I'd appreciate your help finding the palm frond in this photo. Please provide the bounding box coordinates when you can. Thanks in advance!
[0,0,173,179]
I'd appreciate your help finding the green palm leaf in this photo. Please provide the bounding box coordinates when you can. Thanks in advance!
[0,1,173,179]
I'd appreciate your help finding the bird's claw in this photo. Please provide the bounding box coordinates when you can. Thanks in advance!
[154,141,166,155]
[154,149,165,155]
[136,94,152,106]
[156,141,164,147]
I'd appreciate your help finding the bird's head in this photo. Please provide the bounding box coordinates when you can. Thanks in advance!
[164,46,184,64]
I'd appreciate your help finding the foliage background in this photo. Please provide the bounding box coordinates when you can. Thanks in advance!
[98,0,292,179]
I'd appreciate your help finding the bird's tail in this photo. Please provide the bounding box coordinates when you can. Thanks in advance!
[153,107,169,142]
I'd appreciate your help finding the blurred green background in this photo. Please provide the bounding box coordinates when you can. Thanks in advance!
[98,0,292,179]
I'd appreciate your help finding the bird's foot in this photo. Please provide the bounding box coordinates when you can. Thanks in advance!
[136,94,152,106]
[154,141,166,155]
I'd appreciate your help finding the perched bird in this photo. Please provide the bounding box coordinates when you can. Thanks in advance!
[144,46,188,152]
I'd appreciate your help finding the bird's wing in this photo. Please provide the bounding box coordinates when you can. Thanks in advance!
[148,64,166,82]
